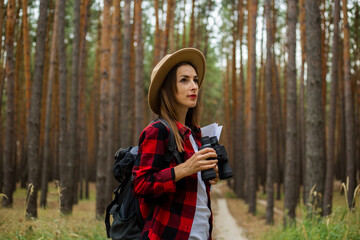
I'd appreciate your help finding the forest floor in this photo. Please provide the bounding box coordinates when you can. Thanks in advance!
[0,181,350,240]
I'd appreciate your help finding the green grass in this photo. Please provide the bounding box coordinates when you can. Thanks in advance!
[264,206,360,240]
[0,182,108,240]
[262,184,360,240]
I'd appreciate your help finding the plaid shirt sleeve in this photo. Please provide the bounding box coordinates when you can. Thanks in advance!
[132,121,177,199]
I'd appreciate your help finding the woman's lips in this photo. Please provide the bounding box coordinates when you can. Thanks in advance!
[188,94,197,99]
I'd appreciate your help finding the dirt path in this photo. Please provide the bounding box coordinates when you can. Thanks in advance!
[211,183,247,240]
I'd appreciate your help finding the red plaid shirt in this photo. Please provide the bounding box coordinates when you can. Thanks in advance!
[132,120,213,240]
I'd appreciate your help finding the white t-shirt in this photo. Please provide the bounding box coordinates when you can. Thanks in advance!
[188,135,211,240]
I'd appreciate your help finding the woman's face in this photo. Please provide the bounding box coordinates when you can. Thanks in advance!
[174,64,199,112]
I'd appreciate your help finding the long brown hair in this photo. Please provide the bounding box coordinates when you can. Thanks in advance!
[159,62,200,152]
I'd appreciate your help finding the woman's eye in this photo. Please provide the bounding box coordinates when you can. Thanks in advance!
[194,79,199,84]
[180,78,187,82]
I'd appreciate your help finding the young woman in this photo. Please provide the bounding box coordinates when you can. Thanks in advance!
[132,48,219,240]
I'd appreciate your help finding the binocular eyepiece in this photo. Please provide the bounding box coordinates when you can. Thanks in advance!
[198,136,233,181]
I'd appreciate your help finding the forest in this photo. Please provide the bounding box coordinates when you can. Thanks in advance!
[0,0,360,239]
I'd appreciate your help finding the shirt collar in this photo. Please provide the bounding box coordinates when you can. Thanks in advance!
[176,121,202,140]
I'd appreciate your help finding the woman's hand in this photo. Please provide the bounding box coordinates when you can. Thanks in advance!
[209,165,219,185]
[174,148,217,182]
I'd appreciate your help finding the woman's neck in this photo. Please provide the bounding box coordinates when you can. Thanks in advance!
[177,107,188,126]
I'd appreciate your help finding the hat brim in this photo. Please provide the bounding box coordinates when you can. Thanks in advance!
[148,48,206,115]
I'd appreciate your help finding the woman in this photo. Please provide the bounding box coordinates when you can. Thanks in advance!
[132,48,219,240]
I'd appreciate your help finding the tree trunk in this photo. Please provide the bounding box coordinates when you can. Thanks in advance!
[163,0,175,55]
[40,0,60,208]
[61,0,80,213]
[182,0,187,48]
[0,0,4,194]
[3,0,16,208]
[135,0,145,139]
[342,0,356,210]
[153,0,161,66]
[247,0,258,215]
[26,0,48,218]
[284,0,298,223]
[323,0,340,216]
[189,0,195,47]
[298,0,306,204]
[22,1,31,184]
[96,0,111,218]
[57,0,69,214]
[304,0,325,213]
[121,0,132,148]
[234,0,245,200]
[77,0,91,201]
[105,0,121,203]
[265,0,274,225]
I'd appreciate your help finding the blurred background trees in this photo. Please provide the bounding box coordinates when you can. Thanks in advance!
[0,0,359,224]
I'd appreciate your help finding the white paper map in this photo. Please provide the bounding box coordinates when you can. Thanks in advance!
[201,123,223,141]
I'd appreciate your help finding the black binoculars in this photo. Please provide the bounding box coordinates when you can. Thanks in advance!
[198,136,233,181]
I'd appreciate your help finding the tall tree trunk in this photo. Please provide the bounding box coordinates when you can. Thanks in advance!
[234,0,245,200]
[323,0,340,216]
[40,0,60,208]
[121,0,132,147]
[247,0,258,215]
[26,0,48,218]
[342,0,356,209]
[62,0,81,213]
[105,0,121,202]
[182,0,187,48]
[0,0,5,194]
[299,0,306,204]
[135,0,145,139]
[188,0,195,47]
[3,0,16,208]
[22,0,31,185]
[163,0,175,55]
[96,0,111,218]
[57,0,68,214]
[284,0,298,223]
[265,0,274,225]
[304,0,325,213]
[77,0,91,201]
[153,0,161,66]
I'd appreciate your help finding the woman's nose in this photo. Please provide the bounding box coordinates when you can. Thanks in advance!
[190,79,198,90]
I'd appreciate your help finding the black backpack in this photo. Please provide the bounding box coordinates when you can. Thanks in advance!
[105,119,182,240]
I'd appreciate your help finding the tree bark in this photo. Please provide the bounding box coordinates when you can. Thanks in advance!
[189,0,195,47]
[265,0,274,225]
[60,0,81,214]
[247,0,258,215]
[135,0,145,139]
[163,0,175,55]
[40,0,60,208]
[323,0,340,216]
[298,0,306,204]
[105,0,121,202]
[96,0,111,218]
[26,0,48,218]
[284,0,298,223]
[3,0,16,208]
[234,0,245,200]
[77,0,91,201]
[57,0,69,215]
[121,0,132,147]
[304,0,325,213]
[342,0,356,210]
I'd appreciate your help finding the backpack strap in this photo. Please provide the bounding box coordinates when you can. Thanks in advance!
[105,178,132,238]
[156,118,182,165]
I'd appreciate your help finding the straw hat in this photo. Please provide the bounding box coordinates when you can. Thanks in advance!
[148,48,206,115]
